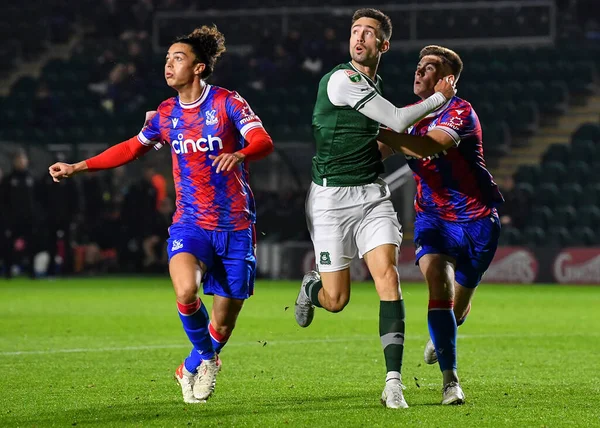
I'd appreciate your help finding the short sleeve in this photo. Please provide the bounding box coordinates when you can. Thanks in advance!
[433,106,477,146]
[225,92,264,138]
[137,110,163,147]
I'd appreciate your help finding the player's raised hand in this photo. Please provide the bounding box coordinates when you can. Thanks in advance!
[435,75,456,100]
[48,162,75,182]
[209,152,246,173]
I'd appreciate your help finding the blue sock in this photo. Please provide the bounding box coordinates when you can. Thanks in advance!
[177,298,215,372]
[184,347,203,374]
[428,300,457,372]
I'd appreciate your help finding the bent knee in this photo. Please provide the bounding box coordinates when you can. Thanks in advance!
[172,279,200,304]
[326,294,350,313]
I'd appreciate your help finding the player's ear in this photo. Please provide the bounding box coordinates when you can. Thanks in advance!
[379,39,390,54]
[194,62,206,77]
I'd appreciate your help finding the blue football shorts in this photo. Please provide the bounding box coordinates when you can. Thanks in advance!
[413,212,501,288]
[167,223,256,300]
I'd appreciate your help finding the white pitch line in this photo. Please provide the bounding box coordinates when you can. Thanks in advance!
[0,332,598,357]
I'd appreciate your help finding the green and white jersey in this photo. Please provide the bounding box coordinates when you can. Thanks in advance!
[311,62,448,187]
[311,62,383,187]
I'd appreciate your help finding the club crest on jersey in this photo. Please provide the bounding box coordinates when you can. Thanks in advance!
[319,251,331,265]
[344,69,361,83]
[205,109,219,126]
[171,239,183,251]
[171,118,179,128]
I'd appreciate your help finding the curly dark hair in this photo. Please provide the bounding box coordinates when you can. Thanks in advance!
[173,25,226,79]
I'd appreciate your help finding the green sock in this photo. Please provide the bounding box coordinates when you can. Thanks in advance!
[304,278,323,308]
[379,300,405,374]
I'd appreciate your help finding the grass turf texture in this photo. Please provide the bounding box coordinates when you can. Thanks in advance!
[0,278,598,427]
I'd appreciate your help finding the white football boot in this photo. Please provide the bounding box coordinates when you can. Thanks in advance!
[424,338,438,365]
[381,379,409,409]
[294,270,320,328]
[175,363,202,404]
[193,356,220,401]
[442,381,466,405]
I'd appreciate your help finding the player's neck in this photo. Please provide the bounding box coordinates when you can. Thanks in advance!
[350,60,378,81]
[420,92,434,100]
[177,80,206,104]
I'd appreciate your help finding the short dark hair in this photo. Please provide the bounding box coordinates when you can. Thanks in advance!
[173,25,226,79]
[419,45,463,81]
[352,8,392,41]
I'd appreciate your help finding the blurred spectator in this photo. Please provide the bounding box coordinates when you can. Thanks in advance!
[119,165,161,270]
[497,176,528,230]
[271,44,295,85]
[283,30,303,67]
[32,81,62,130]
[125,40,151,83]
[142,196,174,272]
[100,63,143,114]
[150,167,168,209]
[322,27,343,69]
[39,153,81,276]
[81,172,110,227]
[0,150,39,278]
[108,167,132,205]
[89,49,118,85]
[84,202,123,273]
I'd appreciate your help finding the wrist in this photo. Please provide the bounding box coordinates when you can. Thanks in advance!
[73,161,89,174]
[433,91,449,102]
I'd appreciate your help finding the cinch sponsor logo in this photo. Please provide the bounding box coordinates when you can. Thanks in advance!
[172,133,223,154]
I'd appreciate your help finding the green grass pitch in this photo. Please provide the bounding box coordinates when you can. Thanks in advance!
[0,278,598,427]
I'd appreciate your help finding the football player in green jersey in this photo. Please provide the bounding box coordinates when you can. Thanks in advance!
[294,8,455,409]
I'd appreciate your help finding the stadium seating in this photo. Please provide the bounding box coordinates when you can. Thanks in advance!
[1,0,597,150]
[510,122,600,246]
[3,42,596,151]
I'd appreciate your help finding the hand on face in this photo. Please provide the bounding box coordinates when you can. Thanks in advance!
[434,75,456,100]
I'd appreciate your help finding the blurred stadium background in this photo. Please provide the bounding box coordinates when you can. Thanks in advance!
[1,0,600,284]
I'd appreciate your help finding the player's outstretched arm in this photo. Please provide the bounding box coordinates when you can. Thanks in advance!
[328,72,455,133]
[48,137,153,182]
[378,128,456,158]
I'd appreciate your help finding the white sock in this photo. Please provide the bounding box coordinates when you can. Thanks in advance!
[386,371,401,383]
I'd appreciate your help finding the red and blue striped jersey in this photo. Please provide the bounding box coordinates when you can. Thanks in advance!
[137,84,264,231]
[406,96,504,222]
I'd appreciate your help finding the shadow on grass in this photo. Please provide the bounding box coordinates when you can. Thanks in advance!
[1,390,432,426]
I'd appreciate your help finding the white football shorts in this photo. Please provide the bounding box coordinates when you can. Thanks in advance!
[306,178,403,272]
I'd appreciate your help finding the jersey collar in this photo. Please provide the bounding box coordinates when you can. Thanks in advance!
[348,62,379,86]
[179,83,211,109]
